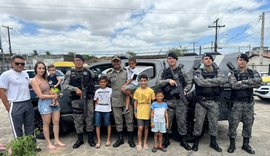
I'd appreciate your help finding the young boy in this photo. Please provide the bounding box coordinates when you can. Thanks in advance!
[133,74,155,150]
[122,57,139,114]
[47,64,61,106]
[151,90,169,153]
[94,76,112,148]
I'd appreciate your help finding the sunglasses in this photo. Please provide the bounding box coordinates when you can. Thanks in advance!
[14,62,25,66]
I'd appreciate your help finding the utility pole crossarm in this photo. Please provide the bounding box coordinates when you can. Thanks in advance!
[208,18,225,52]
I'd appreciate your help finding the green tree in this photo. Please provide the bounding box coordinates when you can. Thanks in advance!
[32,50,38,56]
[167,47,188,56]
[45,51,51,55]
[126,51,136,57]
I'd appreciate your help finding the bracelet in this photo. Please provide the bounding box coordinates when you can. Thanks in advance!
[134,109,137,113]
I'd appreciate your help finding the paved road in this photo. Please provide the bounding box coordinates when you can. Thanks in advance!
[1,97,270,156]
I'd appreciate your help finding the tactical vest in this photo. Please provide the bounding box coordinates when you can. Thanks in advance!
[195,69,221,97]
[231,69,254,99]
[162,67,186,100]
[69,68,94,100]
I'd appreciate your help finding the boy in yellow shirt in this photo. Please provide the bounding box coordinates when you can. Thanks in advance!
[133,74,155,150]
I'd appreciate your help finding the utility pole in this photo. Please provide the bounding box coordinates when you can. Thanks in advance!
[259,12,265,72]
[191,42,198,54]
[208,18,225,52]
[0,29,5,72]
[2,25,13,56]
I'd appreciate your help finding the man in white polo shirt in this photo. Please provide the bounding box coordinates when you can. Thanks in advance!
[0,56,40,151]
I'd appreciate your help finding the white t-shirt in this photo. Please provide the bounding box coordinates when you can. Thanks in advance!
[0,69,30,102]
[94,87,112,112]
[125,66,139,86]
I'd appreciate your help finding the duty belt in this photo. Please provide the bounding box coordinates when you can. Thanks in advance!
[234,97,252,102]
[197,96,219,101]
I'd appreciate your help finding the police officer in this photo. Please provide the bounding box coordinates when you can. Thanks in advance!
[192,53,226,152]
[63,54,96,149]
[156,52,192,150]
[227,54,261,154]
[106,55,135,148]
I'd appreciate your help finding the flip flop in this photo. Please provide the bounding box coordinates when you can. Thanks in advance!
[47,145,56,150]
[55,142,66,147]
[143,144,149,150]
[95,143,101,149]
[136,145,142,151]
[105,142,111,147]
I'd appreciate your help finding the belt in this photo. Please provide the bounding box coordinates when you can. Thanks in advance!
[234,97,252,102]
[198,96,218,101]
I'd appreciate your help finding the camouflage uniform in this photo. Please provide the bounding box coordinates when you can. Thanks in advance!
[63,68,96,148]
[193,67,226,136]
[63,69,95,133]
[156,64,192,148]
[227,68,261,138]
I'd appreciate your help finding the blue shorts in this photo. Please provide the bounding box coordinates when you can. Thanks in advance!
[38,99,60,115]
[151,122,166,133]
[95,112,111,127]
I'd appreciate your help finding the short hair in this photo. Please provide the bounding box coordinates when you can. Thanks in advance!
[139,74,148,80]
[155,89,164,95]
[12,55,25,61]
[47,64,55,69]
[128,57,136,63]
[98,75,108,82]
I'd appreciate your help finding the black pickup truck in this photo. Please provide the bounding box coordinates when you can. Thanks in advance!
[31,52,240,140]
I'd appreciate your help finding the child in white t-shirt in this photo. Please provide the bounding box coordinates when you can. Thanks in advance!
[94,76,112,148]
[122,57,139,114]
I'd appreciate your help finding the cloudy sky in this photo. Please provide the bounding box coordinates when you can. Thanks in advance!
[0,0,269,56]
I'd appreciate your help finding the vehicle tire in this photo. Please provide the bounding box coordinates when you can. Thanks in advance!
[259,97,270,101]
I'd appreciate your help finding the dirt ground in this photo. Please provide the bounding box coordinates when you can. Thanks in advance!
[0,97,270,156]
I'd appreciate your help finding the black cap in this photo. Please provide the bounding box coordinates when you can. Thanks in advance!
[237,53,249,62]
[74,54,85,62]
[167,52,178,60]
[202,53,214,61]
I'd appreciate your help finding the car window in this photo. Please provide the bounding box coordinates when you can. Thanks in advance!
[56,70,64,76]
[27,71,36,78]
[90,63,113,85]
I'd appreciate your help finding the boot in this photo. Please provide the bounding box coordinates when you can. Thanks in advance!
[209,135,222,152]
[128,132,135,148]
[73,133,84,149]
[192,136,199,151]
[227,137,236,153]
[162,133,170,148]
[113,131,124,148]
[180,135,191,151]
[241,137,255,154]
[88,131,96,147]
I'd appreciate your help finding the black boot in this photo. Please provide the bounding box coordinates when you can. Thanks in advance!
[73,133,84,149]
[192,136,199,151]
[88,131,96,147]
[209,135,222,152]
[162,133,170,148]
[128,132,136,148]
[113,131,124,148]
[241,137,255,154]
[227,137,236,153]
[180,135,191,151]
